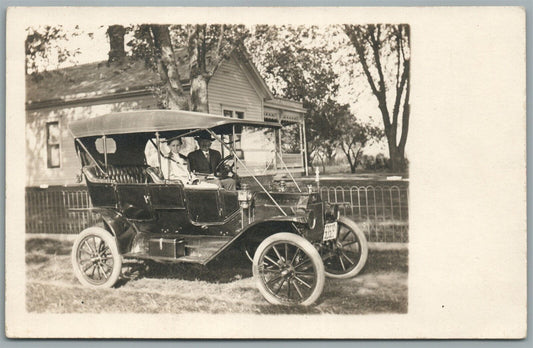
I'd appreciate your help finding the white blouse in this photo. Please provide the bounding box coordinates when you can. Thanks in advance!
[160,152,197,184]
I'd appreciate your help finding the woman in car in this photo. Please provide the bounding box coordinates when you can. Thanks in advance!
[161,138,198,184]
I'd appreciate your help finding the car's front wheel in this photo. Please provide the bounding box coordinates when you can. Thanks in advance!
[322,217,368,279]
[253,233,325,306]
[71,227,122,288]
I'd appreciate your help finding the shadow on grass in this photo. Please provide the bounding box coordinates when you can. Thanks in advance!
[26,237,408,288]
[362,248,408,274]
[26,254,50,264]
[26,238,72,256]
[124,247,253,285]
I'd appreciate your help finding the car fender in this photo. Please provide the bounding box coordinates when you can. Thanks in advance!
[202,216,306,265]
[237,216,311,248]
[240,216,305,237]
[91,208,136,254]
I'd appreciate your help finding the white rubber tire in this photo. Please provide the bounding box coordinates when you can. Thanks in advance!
[71,227,122,289]
[324,216,368,279]
[253,232,325,306]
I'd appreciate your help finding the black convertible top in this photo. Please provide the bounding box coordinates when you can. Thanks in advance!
[69,110,281,138]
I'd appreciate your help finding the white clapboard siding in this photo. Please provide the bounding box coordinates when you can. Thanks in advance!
[208,57,263,120]
[26,95,158,187]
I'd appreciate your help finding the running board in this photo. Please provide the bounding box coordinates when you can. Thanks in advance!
[124,235,233,265]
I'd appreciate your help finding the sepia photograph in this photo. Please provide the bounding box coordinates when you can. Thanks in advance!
[6,6,526,338]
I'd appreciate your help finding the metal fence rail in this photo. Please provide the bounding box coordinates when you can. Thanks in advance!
[26,186,99,235]
[319,185,409,243]
[26,184,409,242]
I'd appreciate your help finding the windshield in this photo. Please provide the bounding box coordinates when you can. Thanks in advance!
[143,126,278,176]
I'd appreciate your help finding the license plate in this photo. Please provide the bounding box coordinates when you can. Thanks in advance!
[323,222,338,241]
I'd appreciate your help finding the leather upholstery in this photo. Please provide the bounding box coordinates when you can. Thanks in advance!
[145,167,165,183]
[83,165,148,184]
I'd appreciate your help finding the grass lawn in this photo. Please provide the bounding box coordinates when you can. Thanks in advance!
[26,237,408,315]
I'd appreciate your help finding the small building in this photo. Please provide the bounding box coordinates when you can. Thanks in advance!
[25,50,307,187]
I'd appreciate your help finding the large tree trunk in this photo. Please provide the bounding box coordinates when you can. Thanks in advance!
[349,161,356,173]
[190,75,209,112]
[187,25,210,112]
[340,143,358,174]
[343,24,409,174]
[150,25,188,110]
[386,135,403,172]
[107,25,126,64]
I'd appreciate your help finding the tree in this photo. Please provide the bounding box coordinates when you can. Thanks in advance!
[306,98,383,174]
[306,99,349,172]
[129,24,249,111]
[337,117,383,173]
[25,24,250,112]
[25,25,82,76]
[128,25,189,109]
[343,24,410,172]
[246,26,341,170]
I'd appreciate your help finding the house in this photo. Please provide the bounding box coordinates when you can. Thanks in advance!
[25,50,307,187]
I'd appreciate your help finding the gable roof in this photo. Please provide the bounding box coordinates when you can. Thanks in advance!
[25,47,201,105]
[27,59,158,104]
[25,48,277,108]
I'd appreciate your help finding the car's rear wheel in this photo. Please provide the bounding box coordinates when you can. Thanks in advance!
[322,217,368,279]
[71,227,122,288]
[253,233,325,306]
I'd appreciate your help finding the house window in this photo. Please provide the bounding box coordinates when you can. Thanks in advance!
[222,109,245,155]
[223,110,233,118]
[223,109,244,119]
[46,121,61,168]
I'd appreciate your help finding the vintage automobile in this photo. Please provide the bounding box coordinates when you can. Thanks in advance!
[69,110,368,306]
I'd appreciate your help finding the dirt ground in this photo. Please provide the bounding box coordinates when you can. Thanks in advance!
[25,237,408,315]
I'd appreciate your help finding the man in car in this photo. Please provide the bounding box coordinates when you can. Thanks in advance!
[188,133,236,190]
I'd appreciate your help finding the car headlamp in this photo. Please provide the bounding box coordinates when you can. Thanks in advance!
[325,203,340,221]
[238,183,253,209]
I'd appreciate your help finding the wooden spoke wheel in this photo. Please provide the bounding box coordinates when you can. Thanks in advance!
[71,227,122,288]
[253,233,325,306]
[322,217,368,279]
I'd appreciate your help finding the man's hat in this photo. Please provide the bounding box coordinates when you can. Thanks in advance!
[194,132,215,141]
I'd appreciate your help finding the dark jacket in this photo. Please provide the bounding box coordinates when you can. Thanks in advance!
[187,149,222,174]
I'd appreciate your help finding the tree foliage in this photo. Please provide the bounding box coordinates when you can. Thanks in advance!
[247,25,382,172]
[25,25,83,76]
[128,24,250,111]
[25,24,250,111]
[306,99,383,173]
[343,24,410,172]
[337,118,383,173]
[24,24,402,174]
[126,24,188,109]
[247,25,339,102]
[247,26,344,167]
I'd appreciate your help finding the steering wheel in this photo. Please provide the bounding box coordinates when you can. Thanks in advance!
[215,155,236,179]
